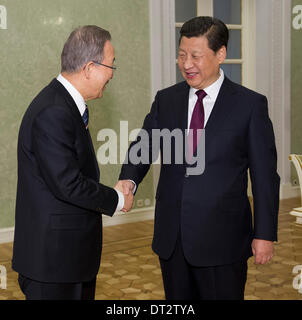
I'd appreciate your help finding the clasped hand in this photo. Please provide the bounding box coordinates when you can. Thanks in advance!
[114,180,135,212]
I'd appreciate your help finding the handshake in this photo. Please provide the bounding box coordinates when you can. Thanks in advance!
[114,180,135,213]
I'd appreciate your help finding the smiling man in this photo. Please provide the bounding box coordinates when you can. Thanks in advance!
[12,25,133,300]
[118,17,280,300]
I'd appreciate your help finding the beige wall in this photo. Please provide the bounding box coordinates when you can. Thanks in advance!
[0,0,153,228]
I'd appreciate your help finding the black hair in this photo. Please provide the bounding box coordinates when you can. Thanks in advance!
[180,16,229,52]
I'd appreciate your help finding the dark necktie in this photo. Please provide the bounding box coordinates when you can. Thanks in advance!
[82,105,89,129]
[188,90,207,159]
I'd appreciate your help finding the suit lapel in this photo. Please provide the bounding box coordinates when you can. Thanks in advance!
[204,77,238,140]
[49,79,100,179]
[175,82,190,132]
[49,79,86,131]
[172,82,190,164]
[87,129,100,180]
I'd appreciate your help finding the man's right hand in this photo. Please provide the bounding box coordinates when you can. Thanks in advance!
[115,180,135,212]
[115,180,135,195]
[122,191,134,212]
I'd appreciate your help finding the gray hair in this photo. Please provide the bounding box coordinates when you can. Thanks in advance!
[61,25,111,73]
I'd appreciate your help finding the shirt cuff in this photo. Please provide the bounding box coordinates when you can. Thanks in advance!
[128,180,137,194]
[114,189,124,212]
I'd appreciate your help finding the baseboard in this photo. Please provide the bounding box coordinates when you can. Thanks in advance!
[280,183,301,200]
[0,227,14,244]
[102,207,155,227]
[0,185,299,244]
[0,209,155,244]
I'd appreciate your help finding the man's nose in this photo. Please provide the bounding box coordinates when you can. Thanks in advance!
[183,56,194,70]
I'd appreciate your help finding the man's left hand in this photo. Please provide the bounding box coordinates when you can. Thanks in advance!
[251,239,274,265]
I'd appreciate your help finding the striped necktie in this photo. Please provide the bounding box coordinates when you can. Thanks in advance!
[82,105,89,129]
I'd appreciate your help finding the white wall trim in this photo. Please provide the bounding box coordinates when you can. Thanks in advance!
[242,0,256,90]
[1,181,299,244]
[0,184,299,244]
[103,207,154,227]
[255,0,292,187]
[149,0,176,195]
[281,0,292,185]
[0,208,155,244]
[197,0,213,16]
[280,183,301,200]
[149,0,176,100]
[0,227,14,244]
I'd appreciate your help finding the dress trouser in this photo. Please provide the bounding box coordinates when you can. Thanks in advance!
[18,274,96,300]
[159,234,248,300]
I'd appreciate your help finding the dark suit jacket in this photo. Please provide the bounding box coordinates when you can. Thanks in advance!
[12,79,118,283]
[120,77,280,267]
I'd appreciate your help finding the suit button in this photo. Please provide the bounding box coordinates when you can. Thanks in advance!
[184,174,189,178]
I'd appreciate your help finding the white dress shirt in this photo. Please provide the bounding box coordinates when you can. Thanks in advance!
[57,74,124,212]
[187,68,225,130]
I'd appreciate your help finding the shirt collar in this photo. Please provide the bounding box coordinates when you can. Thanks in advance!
[189,68,225,101]
[57,74,86,116]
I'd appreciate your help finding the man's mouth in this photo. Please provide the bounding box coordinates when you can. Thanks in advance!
[185,72,198,79]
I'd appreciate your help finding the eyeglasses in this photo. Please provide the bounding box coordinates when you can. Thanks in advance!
[92,61,117,70]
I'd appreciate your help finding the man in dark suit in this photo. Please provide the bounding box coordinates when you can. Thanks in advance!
[12,25,133,300]
[117,17,280,300]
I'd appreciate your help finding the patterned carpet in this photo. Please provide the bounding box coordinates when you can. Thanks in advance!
[0,197,302,300]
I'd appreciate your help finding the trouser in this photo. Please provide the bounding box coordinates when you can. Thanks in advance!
[18,274,96,300]
[159,235,248,300]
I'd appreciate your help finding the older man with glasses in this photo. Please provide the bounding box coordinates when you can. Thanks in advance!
[12,25,133,300]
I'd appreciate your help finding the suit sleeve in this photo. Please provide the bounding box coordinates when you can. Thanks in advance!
[248,96,280,241]
[32,105,118,216]
[119,92,160,190]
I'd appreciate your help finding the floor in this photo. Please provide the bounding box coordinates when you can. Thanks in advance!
[0,197,302,300]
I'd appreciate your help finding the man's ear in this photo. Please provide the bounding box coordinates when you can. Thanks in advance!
[83,61,94,79]
[217,46,227,64]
